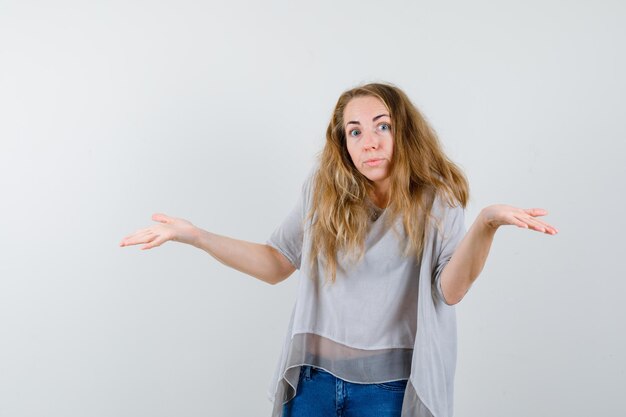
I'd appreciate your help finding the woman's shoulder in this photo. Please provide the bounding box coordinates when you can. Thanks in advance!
[298,163,320,208]
[430,191,465,220]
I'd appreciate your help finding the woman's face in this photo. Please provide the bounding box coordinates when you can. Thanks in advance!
[344,96,394,192]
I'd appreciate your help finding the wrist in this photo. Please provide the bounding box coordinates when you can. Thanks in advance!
[187,226,204,248]
[478,208,499,234]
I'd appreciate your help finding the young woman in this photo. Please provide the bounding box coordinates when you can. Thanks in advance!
[120,83,557,417]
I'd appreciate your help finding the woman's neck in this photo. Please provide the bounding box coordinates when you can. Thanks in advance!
[370,181,390,209]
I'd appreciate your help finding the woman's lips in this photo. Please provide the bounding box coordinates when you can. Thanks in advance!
[364,158,384,167]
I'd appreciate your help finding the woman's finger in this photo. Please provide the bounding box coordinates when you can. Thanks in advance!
[540,223,558,234]
[141,235,165,250]
[152,213,172,224]
[520,212,559,234]
[515,214,559,235]
[120,229,157,247]
[121,227,151,241]
[132,229,155,240]
[525,218,547,233]
[511,215,530,229]
[527,215,552,232]
[530,217,557,232]
[523,208,548,217]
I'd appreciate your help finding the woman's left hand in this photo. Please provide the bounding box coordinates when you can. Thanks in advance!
[479,205,558,235]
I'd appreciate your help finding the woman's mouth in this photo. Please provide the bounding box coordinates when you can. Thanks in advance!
[364,158,384,167]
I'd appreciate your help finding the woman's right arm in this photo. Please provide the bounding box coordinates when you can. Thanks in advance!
[119,213,296,285]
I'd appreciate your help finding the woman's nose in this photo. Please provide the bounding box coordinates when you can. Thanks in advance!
[362,131,379,149]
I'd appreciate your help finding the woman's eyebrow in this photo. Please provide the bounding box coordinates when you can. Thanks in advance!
[346,114,390,127]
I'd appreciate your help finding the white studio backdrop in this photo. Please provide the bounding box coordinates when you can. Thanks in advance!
[1,0,624,416]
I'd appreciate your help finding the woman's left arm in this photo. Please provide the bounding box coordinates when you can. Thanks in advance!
[440,205,558,305]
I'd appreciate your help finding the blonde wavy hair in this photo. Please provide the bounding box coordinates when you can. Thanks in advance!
[308,82,469,282]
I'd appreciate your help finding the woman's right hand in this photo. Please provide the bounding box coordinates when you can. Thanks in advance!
[119,213,199,250]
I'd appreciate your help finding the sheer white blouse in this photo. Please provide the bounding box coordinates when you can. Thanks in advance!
[267,172,465,417]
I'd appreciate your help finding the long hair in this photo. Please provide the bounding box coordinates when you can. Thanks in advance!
[308,82,469,282]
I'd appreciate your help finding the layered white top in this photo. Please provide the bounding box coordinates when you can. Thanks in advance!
[267,171,465,417]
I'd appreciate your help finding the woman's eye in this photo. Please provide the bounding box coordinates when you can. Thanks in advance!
[379,123,391,132]
[349,129,361,137]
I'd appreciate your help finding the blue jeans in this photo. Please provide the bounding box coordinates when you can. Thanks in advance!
[282,365,407,417]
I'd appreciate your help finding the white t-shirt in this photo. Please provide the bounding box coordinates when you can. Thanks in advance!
[267,171,465,417]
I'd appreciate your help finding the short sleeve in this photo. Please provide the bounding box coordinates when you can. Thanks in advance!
[266,175,313,270]
[432,202,466,305]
